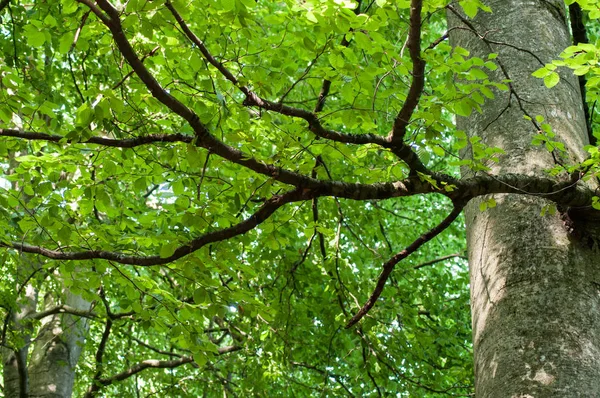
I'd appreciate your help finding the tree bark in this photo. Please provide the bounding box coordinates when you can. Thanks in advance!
[449,1,600,396]
[27,291,90,398]
[2,282,90,398]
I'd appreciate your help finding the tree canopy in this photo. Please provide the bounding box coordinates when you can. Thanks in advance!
[1,0,599,396]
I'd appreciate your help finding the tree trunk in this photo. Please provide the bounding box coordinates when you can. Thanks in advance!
[27,291,90,398]
[3,283,90,398]
[449,1,600,396]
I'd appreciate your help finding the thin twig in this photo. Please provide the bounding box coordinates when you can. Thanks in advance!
[346,202,465,328]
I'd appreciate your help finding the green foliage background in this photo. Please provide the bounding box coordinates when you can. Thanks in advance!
[1,0,562,395]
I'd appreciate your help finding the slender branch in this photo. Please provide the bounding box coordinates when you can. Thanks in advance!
[389,0,424,145]
[96,346,241,387]
[0,127,421,194]
[1,189,312,266]
[97,357,193,386]
[291,362,355,397]
[75,0,111,25]
[85,317,112,397]
[131,337,183,358]
[314,0,363,113]
[69,1,361,190]
[164,0,427,172]
[27,305,99,321]
[346,202,465,328]
[82,0,198,124]
[112,45,160,90]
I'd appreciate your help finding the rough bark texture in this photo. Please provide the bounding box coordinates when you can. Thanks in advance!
[27,292,90,398]
[3,286,90,398]
[449,1,600,396]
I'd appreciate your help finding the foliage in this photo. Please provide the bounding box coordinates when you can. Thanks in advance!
[3,0,599,396]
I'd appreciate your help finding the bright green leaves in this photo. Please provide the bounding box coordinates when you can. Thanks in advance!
[479,197,496,212]
[459,0,492,18]
[0,1,478,395]
[449,134,505,172]
[527,114,567,155]
[160,242,179,258]
[533,40,600,92]
[23,23,47,47]
[433,48,504,118]
[566,0,600,19]
[532,64,560,88]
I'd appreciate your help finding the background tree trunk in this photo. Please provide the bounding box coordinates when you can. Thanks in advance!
[27,291,90,398]
[2,272,90,397]
[449,1,600,396]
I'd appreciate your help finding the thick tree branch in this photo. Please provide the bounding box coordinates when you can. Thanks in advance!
[0,128,193,147]
[389,0,424,145]
[164,0,427,172]
[1,173,595,266]
[346,202,465,328]
[77,0,332,190]
[1,189,312,266]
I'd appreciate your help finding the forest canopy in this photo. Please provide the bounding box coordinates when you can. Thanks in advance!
[1,0,599,396]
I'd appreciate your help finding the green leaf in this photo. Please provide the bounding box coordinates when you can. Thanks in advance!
[469,68,488,80]
[532,67,551,78]
[23,25,46,47]
[193,288,208,304]
[193,352,208,367]
[479,201,487,212]
[544,72,560,88]
[455,98,473,117]
[479,86,493,99]
[160,242,178,258]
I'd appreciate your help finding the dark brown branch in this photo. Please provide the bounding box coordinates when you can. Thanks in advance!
[98,357,193,386]
[426,31,449,51]
[290,362,355,397]
[96,346,241,387]
[86,0,199,125]
[72,1,362,190]
[346,202,466,328]
[1,189,312,266]
[389,0,424,145]
[314,0,362,113]
[112,45,160,90]
[75,0,111,25]
[0,128,193,147]
[131,337,183,358]
[164,0,426,172]
[312,156,327,260]
[0,0,10,13]
[1,173,596,266]
[85,317,112,397]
